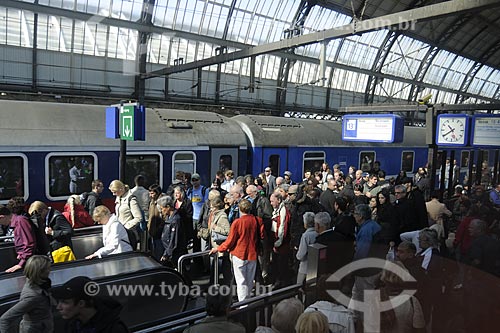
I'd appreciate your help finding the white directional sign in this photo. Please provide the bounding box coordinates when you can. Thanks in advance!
[471,115,500,147]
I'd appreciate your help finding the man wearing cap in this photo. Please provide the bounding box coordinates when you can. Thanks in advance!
[283,171,293,185]
[52,276,129,332]
[186,173,208,256]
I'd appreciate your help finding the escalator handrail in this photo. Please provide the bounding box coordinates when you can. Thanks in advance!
[0,266,188,309]
[0,251,151,280]
[133,283,305,333]
[177,250,218,285]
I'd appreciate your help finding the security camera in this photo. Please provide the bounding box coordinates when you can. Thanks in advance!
[418,93,432,105]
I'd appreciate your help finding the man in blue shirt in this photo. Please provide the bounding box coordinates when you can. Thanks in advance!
[186,173,208,254]
[490,183,500,208]
[350,204,382,332]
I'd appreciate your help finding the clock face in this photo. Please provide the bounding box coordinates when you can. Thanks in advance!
[439,118,465,142]
[436,116,469,146]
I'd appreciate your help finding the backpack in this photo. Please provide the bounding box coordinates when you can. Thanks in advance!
[26,214,51,257]
[80,191,95,213]
[80,192,89,209]
[127,195,147,232]
[123,226,138,251]
[186,186,207,201]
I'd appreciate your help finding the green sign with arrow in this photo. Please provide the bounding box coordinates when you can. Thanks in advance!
[120,105,135,141]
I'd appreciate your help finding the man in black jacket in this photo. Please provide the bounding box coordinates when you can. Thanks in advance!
[52,276,129,333]
[81,179,104,217]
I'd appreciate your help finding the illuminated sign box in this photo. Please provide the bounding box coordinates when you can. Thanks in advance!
[342,114,404,143]
[471,115,500,147]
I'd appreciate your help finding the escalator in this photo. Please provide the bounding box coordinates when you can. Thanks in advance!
[0,252,189,331]
[0,225,104,271]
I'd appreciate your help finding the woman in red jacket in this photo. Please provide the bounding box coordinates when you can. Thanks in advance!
[62,195,94,229]
[210,199,264,301]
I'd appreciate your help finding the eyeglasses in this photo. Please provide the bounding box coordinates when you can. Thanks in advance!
[192,178,200,181]
[265,170,271,173]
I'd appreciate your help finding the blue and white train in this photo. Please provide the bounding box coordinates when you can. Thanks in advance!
[0,100,495,210]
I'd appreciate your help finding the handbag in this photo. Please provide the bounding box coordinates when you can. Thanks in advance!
[52,246,76,263]
[197,227,210,240]
[211,231,228,245]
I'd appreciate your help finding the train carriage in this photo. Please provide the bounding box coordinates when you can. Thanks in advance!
[0,100,247,209]
[233,114,429,180]
[0,100,497,209]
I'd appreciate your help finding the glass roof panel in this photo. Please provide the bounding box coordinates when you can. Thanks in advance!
[480,69,500,98]
[35,0,140,20]
[303,5,351,31]
[381,35,429,79]
[439,91,458,104]
[336,30,388,70]
[329,68,368,93]
[257,54,282,80]
[441,56,474,90]
[424,50,456,85]
[374,79,413,102]
[467,66,493,95]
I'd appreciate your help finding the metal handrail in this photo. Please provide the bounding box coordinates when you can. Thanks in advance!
[133,283,305,333]
[0,235,14,242]
[177,250,218,285]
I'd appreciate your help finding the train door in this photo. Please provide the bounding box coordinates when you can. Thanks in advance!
[211,148,238,178]
[262,148,288,177]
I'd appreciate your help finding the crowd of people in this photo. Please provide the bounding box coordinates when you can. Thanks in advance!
[0,160,499,332]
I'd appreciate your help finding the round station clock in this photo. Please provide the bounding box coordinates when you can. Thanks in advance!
[436,115,469,146]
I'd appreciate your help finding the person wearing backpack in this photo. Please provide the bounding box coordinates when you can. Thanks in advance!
[80,179,104,217]
[186,173,208,256]
[0,198,37,273]
[109,180,145,250]
[28,201,74,263]
[85,205,133,258]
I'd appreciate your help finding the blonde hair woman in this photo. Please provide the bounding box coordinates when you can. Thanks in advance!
[85,205,133,259]
[295,311,329,333]
[109,179,143,231]
[28,201,73,253]
[0,255,54,332]
[62,195,94,229]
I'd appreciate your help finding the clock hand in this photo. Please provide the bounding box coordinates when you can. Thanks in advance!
[442,128,454,137]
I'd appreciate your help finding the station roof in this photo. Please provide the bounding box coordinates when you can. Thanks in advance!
[1,0,499,107]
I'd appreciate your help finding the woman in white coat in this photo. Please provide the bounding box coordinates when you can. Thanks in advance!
[85,205,133,259]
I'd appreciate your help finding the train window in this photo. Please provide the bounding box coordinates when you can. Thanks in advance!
[219,155,232,173]
[125,153,162,190]
[269,155,280,176]
[482,150,489,164]
[303,151,325,175]
[436,151,444,170]
[0,154,28,203]
[359,152,375,172]
[172,152,196,182]
[401,151,415,173]
[46,153,97,199]
[461,151,470,167]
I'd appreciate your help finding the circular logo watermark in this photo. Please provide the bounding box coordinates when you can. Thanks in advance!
[84,281,100,296]
[326,258,417,332]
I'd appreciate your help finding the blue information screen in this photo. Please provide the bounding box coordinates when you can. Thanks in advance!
[342,114,404,143]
